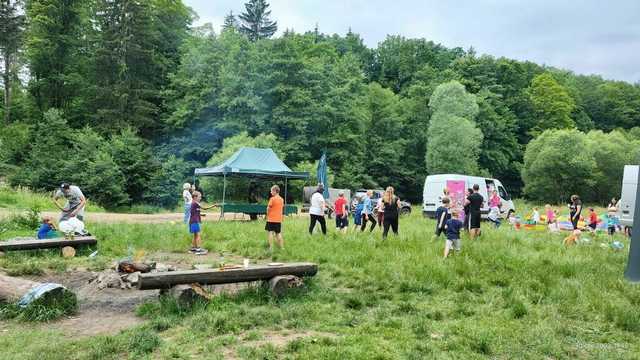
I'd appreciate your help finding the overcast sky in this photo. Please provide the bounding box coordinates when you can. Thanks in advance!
[184,0,640,84]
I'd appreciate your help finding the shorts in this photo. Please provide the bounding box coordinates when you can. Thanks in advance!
[265,222,282,234]
[335,215,348,229]
[588,223,597,230]
[469,211,481,229]
[189,223,201,234]
[608,226,616,235]
[446,238,461,251]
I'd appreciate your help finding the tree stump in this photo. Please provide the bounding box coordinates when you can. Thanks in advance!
[161,284,210,306]
[61,246,76,258]
[268,275,303,298]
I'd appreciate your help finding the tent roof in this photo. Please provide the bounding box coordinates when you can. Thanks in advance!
[194,147,309,179]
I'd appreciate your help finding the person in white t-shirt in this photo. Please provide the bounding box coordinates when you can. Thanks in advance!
[183,183,193,224]
[309,184,327,235]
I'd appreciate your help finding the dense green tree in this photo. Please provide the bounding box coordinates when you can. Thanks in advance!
[522,129,596,203]
[360,83,407,190]
[91,0,191,136]
[370,36,464,93]
[527,72,576,135]
[11,108,72,189]
[238,0,277,41]
[107,128,159,204]
[585,130,640,203]
[25,0,87,115]
[0,0,25,123]
[426,81,482,175]
[144,155,193,208]
[475,90,520,179]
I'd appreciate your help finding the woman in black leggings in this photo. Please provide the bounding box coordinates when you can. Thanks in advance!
[309,185,327,235]
[569,194,582,230]
[382,186,402,239]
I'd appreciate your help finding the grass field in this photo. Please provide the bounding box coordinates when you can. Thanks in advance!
[1,205,639,359]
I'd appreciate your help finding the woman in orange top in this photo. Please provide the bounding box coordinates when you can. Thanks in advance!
[266,185,284,250]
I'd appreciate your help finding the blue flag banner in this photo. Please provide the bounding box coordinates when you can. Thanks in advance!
[317,151,330,199]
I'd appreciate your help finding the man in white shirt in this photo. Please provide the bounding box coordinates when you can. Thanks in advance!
[309,184,327,235]
[52,183,86,222]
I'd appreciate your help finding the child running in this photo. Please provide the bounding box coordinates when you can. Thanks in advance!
[266,185,285,251]
[334,190,349,234]
[444,209,463,258]
[434,197,450,238]
[352,198,363,232]
[189,191,217,255]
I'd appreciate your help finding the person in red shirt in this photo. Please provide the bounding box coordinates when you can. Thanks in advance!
[588,208,598,232]
[266,185,284,250]
[333,191,349,234]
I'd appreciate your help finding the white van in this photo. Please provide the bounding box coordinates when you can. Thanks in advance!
[619,165,638,227]
[422,174,515,218]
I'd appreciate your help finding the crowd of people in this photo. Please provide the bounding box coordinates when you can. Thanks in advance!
[35,181,628,258]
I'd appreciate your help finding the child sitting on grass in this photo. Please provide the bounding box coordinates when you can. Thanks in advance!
[444,209,463,258]
[189,191,217,255]
[507,210,521,230]
[434,197,450,238]
[532,207,540,224]
[37,215,59,239]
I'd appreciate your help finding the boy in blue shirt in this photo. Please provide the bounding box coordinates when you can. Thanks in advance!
[444,209,463,258]
[37,216,59,239]
[434,197,450,238]
[353,200,364,232]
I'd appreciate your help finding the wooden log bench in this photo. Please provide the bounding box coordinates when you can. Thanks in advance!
[139,262,317,301]
[0,236,97,252]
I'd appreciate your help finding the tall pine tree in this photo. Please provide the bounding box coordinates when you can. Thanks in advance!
[222,10,239,32]
[238,0,277,41]
[25,0,87,115]
[0,0,25,123]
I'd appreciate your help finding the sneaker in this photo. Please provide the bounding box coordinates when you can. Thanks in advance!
[189,247,198,253]
[195,248,208,255]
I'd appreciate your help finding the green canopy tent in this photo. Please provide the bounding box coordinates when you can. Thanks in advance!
[194,147,309,219]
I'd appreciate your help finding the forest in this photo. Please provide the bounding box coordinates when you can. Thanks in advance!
[1,0,640,208]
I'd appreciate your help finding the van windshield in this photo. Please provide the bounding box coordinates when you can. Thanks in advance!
[498,186,510,201]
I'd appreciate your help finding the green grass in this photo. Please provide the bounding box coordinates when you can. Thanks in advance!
[0,184,105,212]
[1,208,639,359]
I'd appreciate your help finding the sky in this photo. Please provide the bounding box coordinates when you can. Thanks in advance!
[184,0,640,84]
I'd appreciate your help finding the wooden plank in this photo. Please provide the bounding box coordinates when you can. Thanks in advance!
[138,262,317,290]
[0,236,97,251]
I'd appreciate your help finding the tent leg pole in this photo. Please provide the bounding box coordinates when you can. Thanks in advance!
[284,178,287,207]
[221,174,226,221]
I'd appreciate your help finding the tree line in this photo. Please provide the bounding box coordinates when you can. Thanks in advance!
[1,0,639,209]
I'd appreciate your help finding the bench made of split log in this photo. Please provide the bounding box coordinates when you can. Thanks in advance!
[138,262,317,290]
[0,236,97,252]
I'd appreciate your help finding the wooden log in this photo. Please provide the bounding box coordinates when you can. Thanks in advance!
[138,262,317,290]
[0,236,97,251]
[0,273,76,306]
